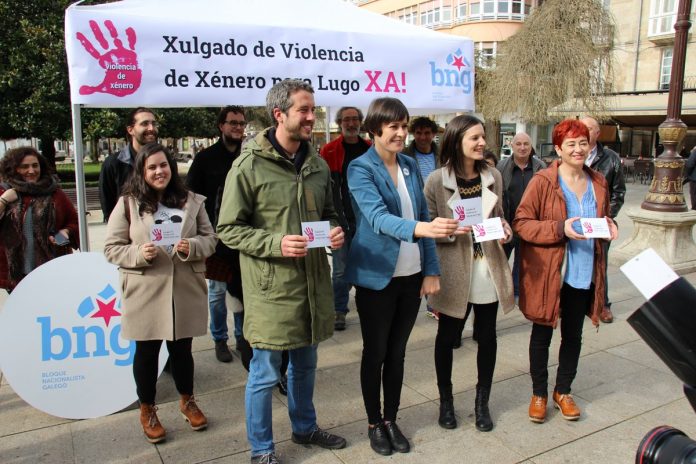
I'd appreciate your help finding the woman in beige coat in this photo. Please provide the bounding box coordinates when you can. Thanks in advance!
[424,115,514,433]
[104,143,216,444]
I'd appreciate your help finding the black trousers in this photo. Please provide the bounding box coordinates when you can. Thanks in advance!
[356,273,422,424]
[435,302,498,396]
[133,338,194,404]
[529,283,592,397]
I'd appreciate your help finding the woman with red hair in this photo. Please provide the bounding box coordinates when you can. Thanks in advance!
[513,119,618,424]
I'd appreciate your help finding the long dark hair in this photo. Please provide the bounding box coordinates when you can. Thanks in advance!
[0,146,52,183]
[440,115,488,177]
[122,143,188,216]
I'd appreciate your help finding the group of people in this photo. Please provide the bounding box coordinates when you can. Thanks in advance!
[0,78,627,464]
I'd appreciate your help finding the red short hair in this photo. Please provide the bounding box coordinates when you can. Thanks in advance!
[552,119,590,147]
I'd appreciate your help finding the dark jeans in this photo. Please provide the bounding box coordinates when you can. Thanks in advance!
[529,283,592,397]
[133,338,194,404]
[435,302,498,395]
[356,273,422,424]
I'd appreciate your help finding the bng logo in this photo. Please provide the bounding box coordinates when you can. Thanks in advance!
[429,48,473,94]
[37,284,134,366]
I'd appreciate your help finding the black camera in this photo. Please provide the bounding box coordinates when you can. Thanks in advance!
[628,277,696,464]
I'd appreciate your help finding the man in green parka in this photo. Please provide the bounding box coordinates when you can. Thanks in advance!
[217,79,346,464]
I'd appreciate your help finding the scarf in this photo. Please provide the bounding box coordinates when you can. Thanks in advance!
[1,176,59,284]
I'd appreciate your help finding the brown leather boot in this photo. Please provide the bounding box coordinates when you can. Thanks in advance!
[139,403,166,443]
[180,394,208,430]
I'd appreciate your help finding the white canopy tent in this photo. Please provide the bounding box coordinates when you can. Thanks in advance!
[65,0,475,249]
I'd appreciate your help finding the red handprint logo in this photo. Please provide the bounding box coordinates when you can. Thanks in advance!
[454,205,466,221]
[304,227,315,242]
[473,224,486,237]
[152,228,163,242]
[582,221,593,234]
[76,20,141,96]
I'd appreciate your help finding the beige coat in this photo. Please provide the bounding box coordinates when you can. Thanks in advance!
[424,166,515,318]
[104,192,216,341]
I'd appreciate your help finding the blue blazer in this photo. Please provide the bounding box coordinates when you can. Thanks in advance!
[345,146,440,291]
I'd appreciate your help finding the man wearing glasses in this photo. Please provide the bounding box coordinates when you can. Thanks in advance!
[187,106,247,363]
[99,107,159,221]
[320,107,371,331]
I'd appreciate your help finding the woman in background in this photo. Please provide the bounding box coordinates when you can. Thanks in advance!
[0,147,78,292]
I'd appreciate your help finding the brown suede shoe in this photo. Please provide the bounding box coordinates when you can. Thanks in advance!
[528,395,547,423]
[139,403,166,443]
[180,394,208,430]
[553,391,581,420]
[600,306,614,323]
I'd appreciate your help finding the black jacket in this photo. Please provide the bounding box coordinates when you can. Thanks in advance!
[186,138,240,227]
[588,143,626,218]
[99,145,135,221]
[685,148,696,183]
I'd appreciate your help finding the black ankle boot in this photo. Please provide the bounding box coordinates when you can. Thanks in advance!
[438,397,457,429]
[475,386,493,432]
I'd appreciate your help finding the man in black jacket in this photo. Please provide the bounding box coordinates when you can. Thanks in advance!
[582,117,626,323]
[99,107,158,221]
[186,106,246,362]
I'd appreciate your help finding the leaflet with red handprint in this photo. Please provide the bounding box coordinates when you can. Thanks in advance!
[149,223,181,246]
[579,218,611,238]
[451,197,482,226]
[301,221,331,248]
[472,217,506,243]
[152,228,163,242]
[76,19,141,97]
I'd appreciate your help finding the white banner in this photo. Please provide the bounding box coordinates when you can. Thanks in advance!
[0,253,167,419]
[65,0,475,111]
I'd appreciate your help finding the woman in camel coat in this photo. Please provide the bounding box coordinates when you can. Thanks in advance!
[104,143,216,444]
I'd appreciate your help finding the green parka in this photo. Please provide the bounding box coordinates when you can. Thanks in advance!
[216,129,339,350]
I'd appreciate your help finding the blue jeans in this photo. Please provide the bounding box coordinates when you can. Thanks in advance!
[331,234,352,314]
[246,345,318,455]
[208,279,243,342]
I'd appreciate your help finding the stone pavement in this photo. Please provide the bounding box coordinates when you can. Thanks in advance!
[1,182,695,463]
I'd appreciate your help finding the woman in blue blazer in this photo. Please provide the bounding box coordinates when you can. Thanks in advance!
[345,98,460,456]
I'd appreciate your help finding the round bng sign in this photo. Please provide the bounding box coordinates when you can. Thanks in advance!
[0,252,167,419]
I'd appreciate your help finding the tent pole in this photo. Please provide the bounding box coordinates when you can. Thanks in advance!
[71,103,90,252]
[325,106,331,148]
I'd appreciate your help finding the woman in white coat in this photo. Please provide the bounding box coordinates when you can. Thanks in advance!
[104,143,216,444]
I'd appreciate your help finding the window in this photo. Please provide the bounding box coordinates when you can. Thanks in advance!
[649,0,677,35]
[476,42,497,68]
[660,48,673,90]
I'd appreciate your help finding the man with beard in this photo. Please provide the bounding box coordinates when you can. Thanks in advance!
[403,116,441,182]
[99,107,158,221]
[186,106,246,363]
[320,107,370,331]
[217,79,346,464]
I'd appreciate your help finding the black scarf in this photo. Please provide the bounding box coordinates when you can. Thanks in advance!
[1,176,59,283]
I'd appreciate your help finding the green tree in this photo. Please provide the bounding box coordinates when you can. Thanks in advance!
[0,0,73,165]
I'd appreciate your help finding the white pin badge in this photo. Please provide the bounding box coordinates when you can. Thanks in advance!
[403,167,410,176]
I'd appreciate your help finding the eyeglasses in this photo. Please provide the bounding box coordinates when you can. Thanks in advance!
[341,117,361,123]
[225,120,247,128]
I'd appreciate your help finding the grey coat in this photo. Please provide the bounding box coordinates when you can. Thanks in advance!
[424,166,515,318]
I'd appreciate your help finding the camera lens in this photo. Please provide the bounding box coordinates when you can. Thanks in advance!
[636,426,696,464]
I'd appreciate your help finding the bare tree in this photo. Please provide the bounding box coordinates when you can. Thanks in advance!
[478,0,615,124]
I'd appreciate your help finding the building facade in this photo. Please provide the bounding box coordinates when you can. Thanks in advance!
[353,0,696,158]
